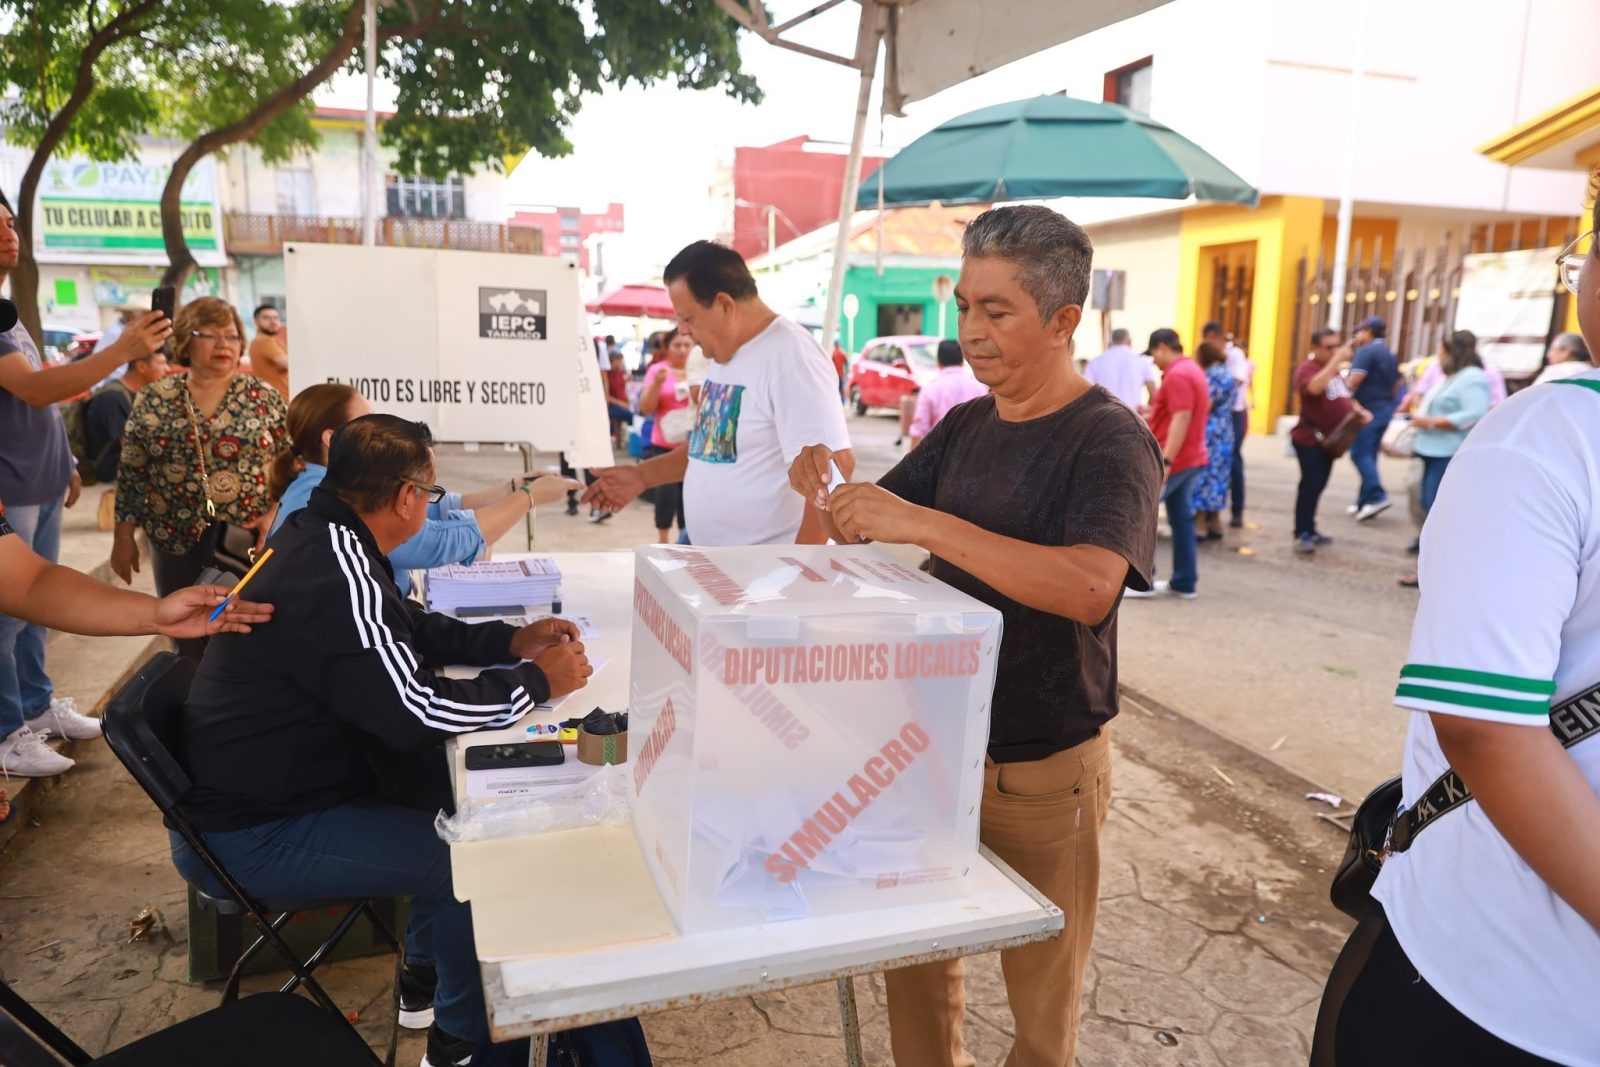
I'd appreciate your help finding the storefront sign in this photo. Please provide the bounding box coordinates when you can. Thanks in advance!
[38,157,223,253]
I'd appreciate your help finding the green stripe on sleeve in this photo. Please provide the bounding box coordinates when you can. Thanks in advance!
[1395,684,1551,717]
[1399,664,1556,695]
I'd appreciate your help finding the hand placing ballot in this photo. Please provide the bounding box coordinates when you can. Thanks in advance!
[788,443,844,512]
[827,483,927,546]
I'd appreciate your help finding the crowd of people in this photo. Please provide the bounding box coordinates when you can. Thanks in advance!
[3,156,1599,1067]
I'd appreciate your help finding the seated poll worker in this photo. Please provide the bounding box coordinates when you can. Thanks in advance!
[267,383,578,593]
[172,415,592,1067]
[789,206,1163,1067]
[0,498,271,638]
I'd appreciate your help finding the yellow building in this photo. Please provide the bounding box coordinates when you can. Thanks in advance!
[1477,84,1600,335]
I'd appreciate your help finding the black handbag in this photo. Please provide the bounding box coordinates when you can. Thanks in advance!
[182,387,255,580]
[1331,678,1600,920]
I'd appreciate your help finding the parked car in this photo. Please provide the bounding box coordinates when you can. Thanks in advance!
[65,331,102,362]
[39,324,85,364]
[845,335,950,415]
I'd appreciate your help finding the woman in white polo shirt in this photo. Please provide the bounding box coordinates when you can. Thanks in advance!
[1313,178,1600,1064]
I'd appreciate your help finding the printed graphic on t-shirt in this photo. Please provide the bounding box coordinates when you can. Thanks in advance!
[690,381,744,463]
[0,501,10,536]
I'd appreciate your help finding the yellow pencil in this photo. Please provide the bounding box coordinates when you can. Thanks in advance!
[208,547,274,621]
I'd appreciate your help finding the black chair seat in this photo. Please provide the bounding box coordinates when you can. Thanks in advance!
[92,992,375,1067]
[196,890,374,916]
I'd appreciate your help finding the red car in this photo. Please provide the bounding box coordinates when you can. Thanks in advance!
[845,334,948,415]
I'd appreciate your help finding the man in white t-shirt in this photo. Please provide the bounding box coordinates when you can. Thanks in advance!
[1082,328,1156,412]
[583,241,853,545]
[1314,364,1600,1064]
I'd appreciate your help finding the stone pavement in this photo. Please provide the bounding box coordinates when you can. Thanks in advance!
[0,416,1362,1065]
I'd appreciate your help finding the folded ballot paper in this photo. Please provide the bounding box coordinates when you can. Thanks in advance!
[425,558,561,613]
[628,544,1001,933]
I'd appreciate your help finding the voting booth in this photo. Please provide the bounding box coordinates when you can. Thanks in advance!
[628,545,1002,932]
[283,244,613,467]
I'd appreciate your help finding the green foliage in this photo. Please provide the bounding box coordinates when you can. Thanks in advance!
[1,0,759,181]
[380,0,763,180]
[0,0,164,160]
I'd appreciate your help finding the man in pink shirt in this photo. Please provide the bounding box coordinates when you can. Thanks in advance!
[908,340,988,446]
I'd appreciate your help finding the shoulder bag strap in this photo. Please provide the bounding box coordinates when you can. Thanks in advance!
[1391,680,1600,851]
[181,386,218,522]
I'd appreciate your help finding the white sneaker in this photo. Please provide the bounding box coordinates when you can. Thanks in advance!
[1345,504,1360,515]
[0,727,75,778]
[1124,580,1198,601]
[1126,585,1203,601]
[1354,500,1392,522]
[27,697,103,741]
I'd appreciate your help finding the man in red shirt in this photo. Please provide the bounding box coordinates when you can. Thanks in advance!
[1128,328,1209,599]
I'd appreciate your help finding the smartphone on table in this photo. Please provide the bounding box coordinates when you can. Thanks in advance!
[464,741,565,771]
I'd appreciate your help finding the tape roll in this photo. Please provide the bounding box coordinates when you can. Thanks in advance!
[577,726,628,766]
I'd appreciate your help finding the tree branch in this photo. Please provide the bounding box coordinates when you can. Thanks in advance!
[11,0,166,341]
[159,0,369,286]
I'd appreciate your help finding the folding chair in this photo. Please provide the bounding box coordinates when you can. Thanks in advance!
[0,979,375,1067]
[100,651,399,1064]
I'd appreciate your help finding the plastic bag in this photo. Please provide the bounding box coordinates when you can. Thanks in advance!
[435,763,632,844]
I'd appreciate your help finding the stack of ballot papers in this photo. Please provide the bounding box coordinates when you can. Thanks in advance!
[425,558,562,613]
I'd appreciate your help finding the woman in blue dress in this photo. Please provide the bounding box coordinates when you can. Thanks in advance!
[1192,341,1237,540]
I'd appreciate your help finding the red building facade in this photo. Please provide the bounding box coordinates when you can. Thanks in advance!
[727,137,889,261]
[508,202,625,272]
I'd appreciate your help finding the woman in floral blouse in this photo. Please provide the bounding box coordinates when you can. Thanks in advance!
[110,297,287,605]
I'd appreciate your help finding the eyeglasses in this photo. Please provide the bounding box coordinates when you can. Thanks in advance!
[1556,230,1595,295]
[190,330,244,348]
[400,479,447,504]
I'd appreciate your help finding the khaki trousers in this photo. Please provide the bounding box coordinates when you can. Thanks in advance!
[884,728,1113,1067]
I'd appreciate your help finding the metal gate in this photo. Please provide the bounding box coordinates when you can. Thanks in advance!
[1287,221,1576,411]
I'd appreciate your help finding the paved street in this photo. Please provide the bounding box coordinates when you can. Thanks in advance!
[0,406,1431,1065]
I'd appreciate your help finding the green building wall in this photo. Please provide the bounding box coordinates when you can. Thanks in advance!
[837,264,959,353]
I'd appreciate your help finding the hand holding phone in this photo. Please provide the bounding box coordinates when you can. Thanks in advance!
[150,285,176,358]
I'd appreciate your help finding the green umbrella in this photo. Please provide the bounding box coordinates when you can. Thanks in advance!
[858,95,1258,209]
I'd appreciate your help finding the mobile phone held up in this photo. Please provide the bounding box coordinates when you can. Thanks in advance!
[150,285,176,358]
[464,741,565,771]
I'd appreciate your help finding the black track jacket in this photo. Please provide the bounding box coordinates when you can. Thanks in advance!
[179,486,549,831]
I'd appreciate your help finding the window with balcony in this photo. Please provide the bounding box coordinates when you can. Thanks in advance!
[1104,57,1153,115]
[385,175,467,219]
[560,233,581,248]
[275,169,316,216]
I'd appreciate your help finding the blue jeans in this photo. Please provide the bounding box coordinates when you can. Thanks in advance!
[0,497,63,741]
[1419,454,1453,516]
[169,803,493,1047]
[1349,403,1394,507]
[607,403,634,425]
[1229,410,1248,519]
[1161,467,1201,594]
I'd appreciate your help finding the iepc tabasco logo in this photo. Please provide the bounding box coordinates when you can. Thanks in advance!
[478,286,548,340]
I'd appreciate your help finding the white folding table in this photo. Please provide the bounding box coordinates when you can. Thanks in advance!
[443,552,1062,1065]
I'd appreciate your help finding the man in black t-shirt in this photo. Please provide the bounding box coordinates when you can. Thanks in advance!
[790,205,1162,1067]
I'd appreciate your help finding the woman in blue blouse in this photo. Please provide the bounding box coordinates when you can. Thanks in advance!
[267,384,574,594]
[1398,330,1492,588]
[1191,342,1237,541]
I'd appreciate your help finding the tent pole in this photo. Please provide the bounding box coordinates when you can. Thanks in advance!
[821,3,884,356]
[361,0,378,247]
[1327,0,1366,330]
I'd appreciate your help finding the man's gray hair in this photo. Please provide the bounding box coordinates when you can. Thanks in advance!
[961,205,1093,323]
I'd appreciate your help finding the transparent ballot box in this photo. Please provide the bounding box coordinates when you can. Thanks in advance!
[628,545,1001,932]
